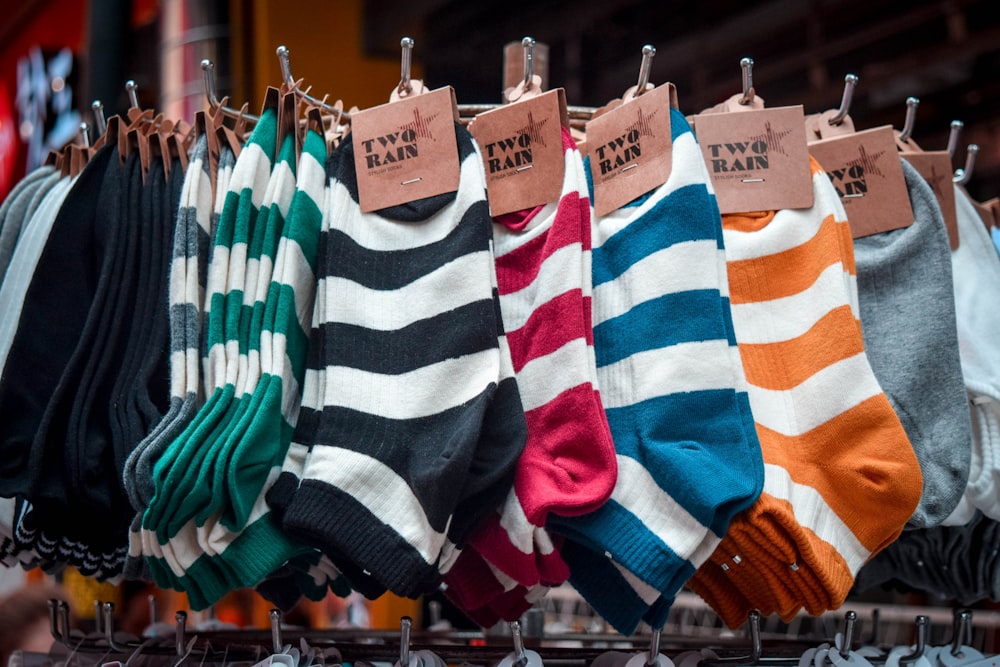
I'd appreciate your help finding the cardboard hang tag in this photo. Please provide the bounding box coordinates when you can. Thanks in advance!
[806,109,857,142]
[986,197,1000,230]
[693,104,813,213]
[688,92,766,130]
[808,125,914,239]
[350,86,461,213]
[468,88,567,217]
[900,150,959,250]
[585,82,677,217]
[964,189,998,231]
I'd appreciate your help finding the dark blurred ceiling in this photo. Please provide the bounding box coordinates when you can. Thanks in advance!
[362,0,1000,200]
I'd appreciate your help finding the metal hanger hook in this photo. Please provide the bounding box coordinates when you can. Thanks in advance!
[645,627,663,667]
[103,602,129,653]
[270,609,283,655]
[522,36,536,89]
[946,120,964,156]
[899,616,929,665]
[398,37,414,96]
[635,44,656,96]
[48,599,65,645]
[175,611,187,658]
[125,80,139,109]
[91,100,106,138]
[955,144,979,184]
[839,610,858,659]
[511,620,528,667]
[276,45,294,87]
[200,60,219,109]
[275,45,348,118]
[951,609,973,655]
[201,59,260,123]
[739,57,755,105]
[399,616,413,667]
[898,96,920,143]
[828,74,858,125]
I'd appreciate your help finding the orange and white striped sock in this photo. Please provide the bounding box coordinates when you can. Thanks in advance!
[688,156,923,628]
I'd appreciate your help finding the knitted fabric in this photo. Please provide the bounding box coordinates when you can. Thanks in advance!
[688,157,922,628]
[278,122,527,599]
[547,108,763,635]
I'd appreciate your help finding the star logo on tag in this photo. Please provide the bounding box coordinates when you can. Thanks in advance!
[400,107,440,141]
[751,120,794,158]
[518,111,549,148]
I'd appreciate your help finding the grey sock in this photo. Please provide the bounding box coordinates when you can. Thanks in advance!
[122,136,215,509]
[0,166,55,283]
[851,158,972,528]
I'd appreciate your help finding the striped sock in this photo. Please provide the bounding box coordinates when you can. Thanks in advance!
[263,129,353,604]
[280,122,527,598]
[138,143,236,591]
[687,156,923,629]
[188,124,343,605]
[459,126,610,590]
[123,133,214,580]
[143,108,277,598]
[546,107,763,635]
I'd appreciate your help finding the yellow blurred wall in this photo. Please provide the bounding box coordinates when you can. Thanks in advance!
[233,0,423,114]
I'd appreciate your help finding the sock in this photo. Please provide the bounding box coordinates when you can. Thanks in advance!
[143,106,277,588]
[441,548,519,615]
[130,139,230,510]
[463,125,612,588]
[123,158,182,455]
[687,156,923,629]
[945,395,1000,526]
[194,129,293,531]
[858,511,997,605]
[107,160,162,460]
[850,158,971,529]
[0,148,121,574]
[108,158,176,492]
[165,126,281,604]
[942,184,1000,524]
[0,159,108,494]
[261,132,352,603]
[708,510,827,620]
[132,143,236,589]
[122,134,214,580]
[265,131,329,521]
[0,169,63,294]
[0,165,56,284]
[140,119,271,598]
[546,107,764,635]
[280,122,527,599]
[184,125,337,605]
[123,137,207,510]
[60,149,148,576]
[154,108,278,544]
[444,568,545,629]
[210,128,299,529]
[44,151,141,577]
[0,173,75,374]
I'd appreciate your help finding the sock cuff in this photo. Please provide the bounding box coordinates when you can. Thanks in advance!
[441,548,511,612]
[560,538,661,635]
[282,479,442,598]
[737,492,858,609]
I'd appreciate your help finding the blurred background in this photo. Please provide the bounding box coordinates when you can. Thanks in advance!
[0,0,998,637]
[0,0,997,201]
